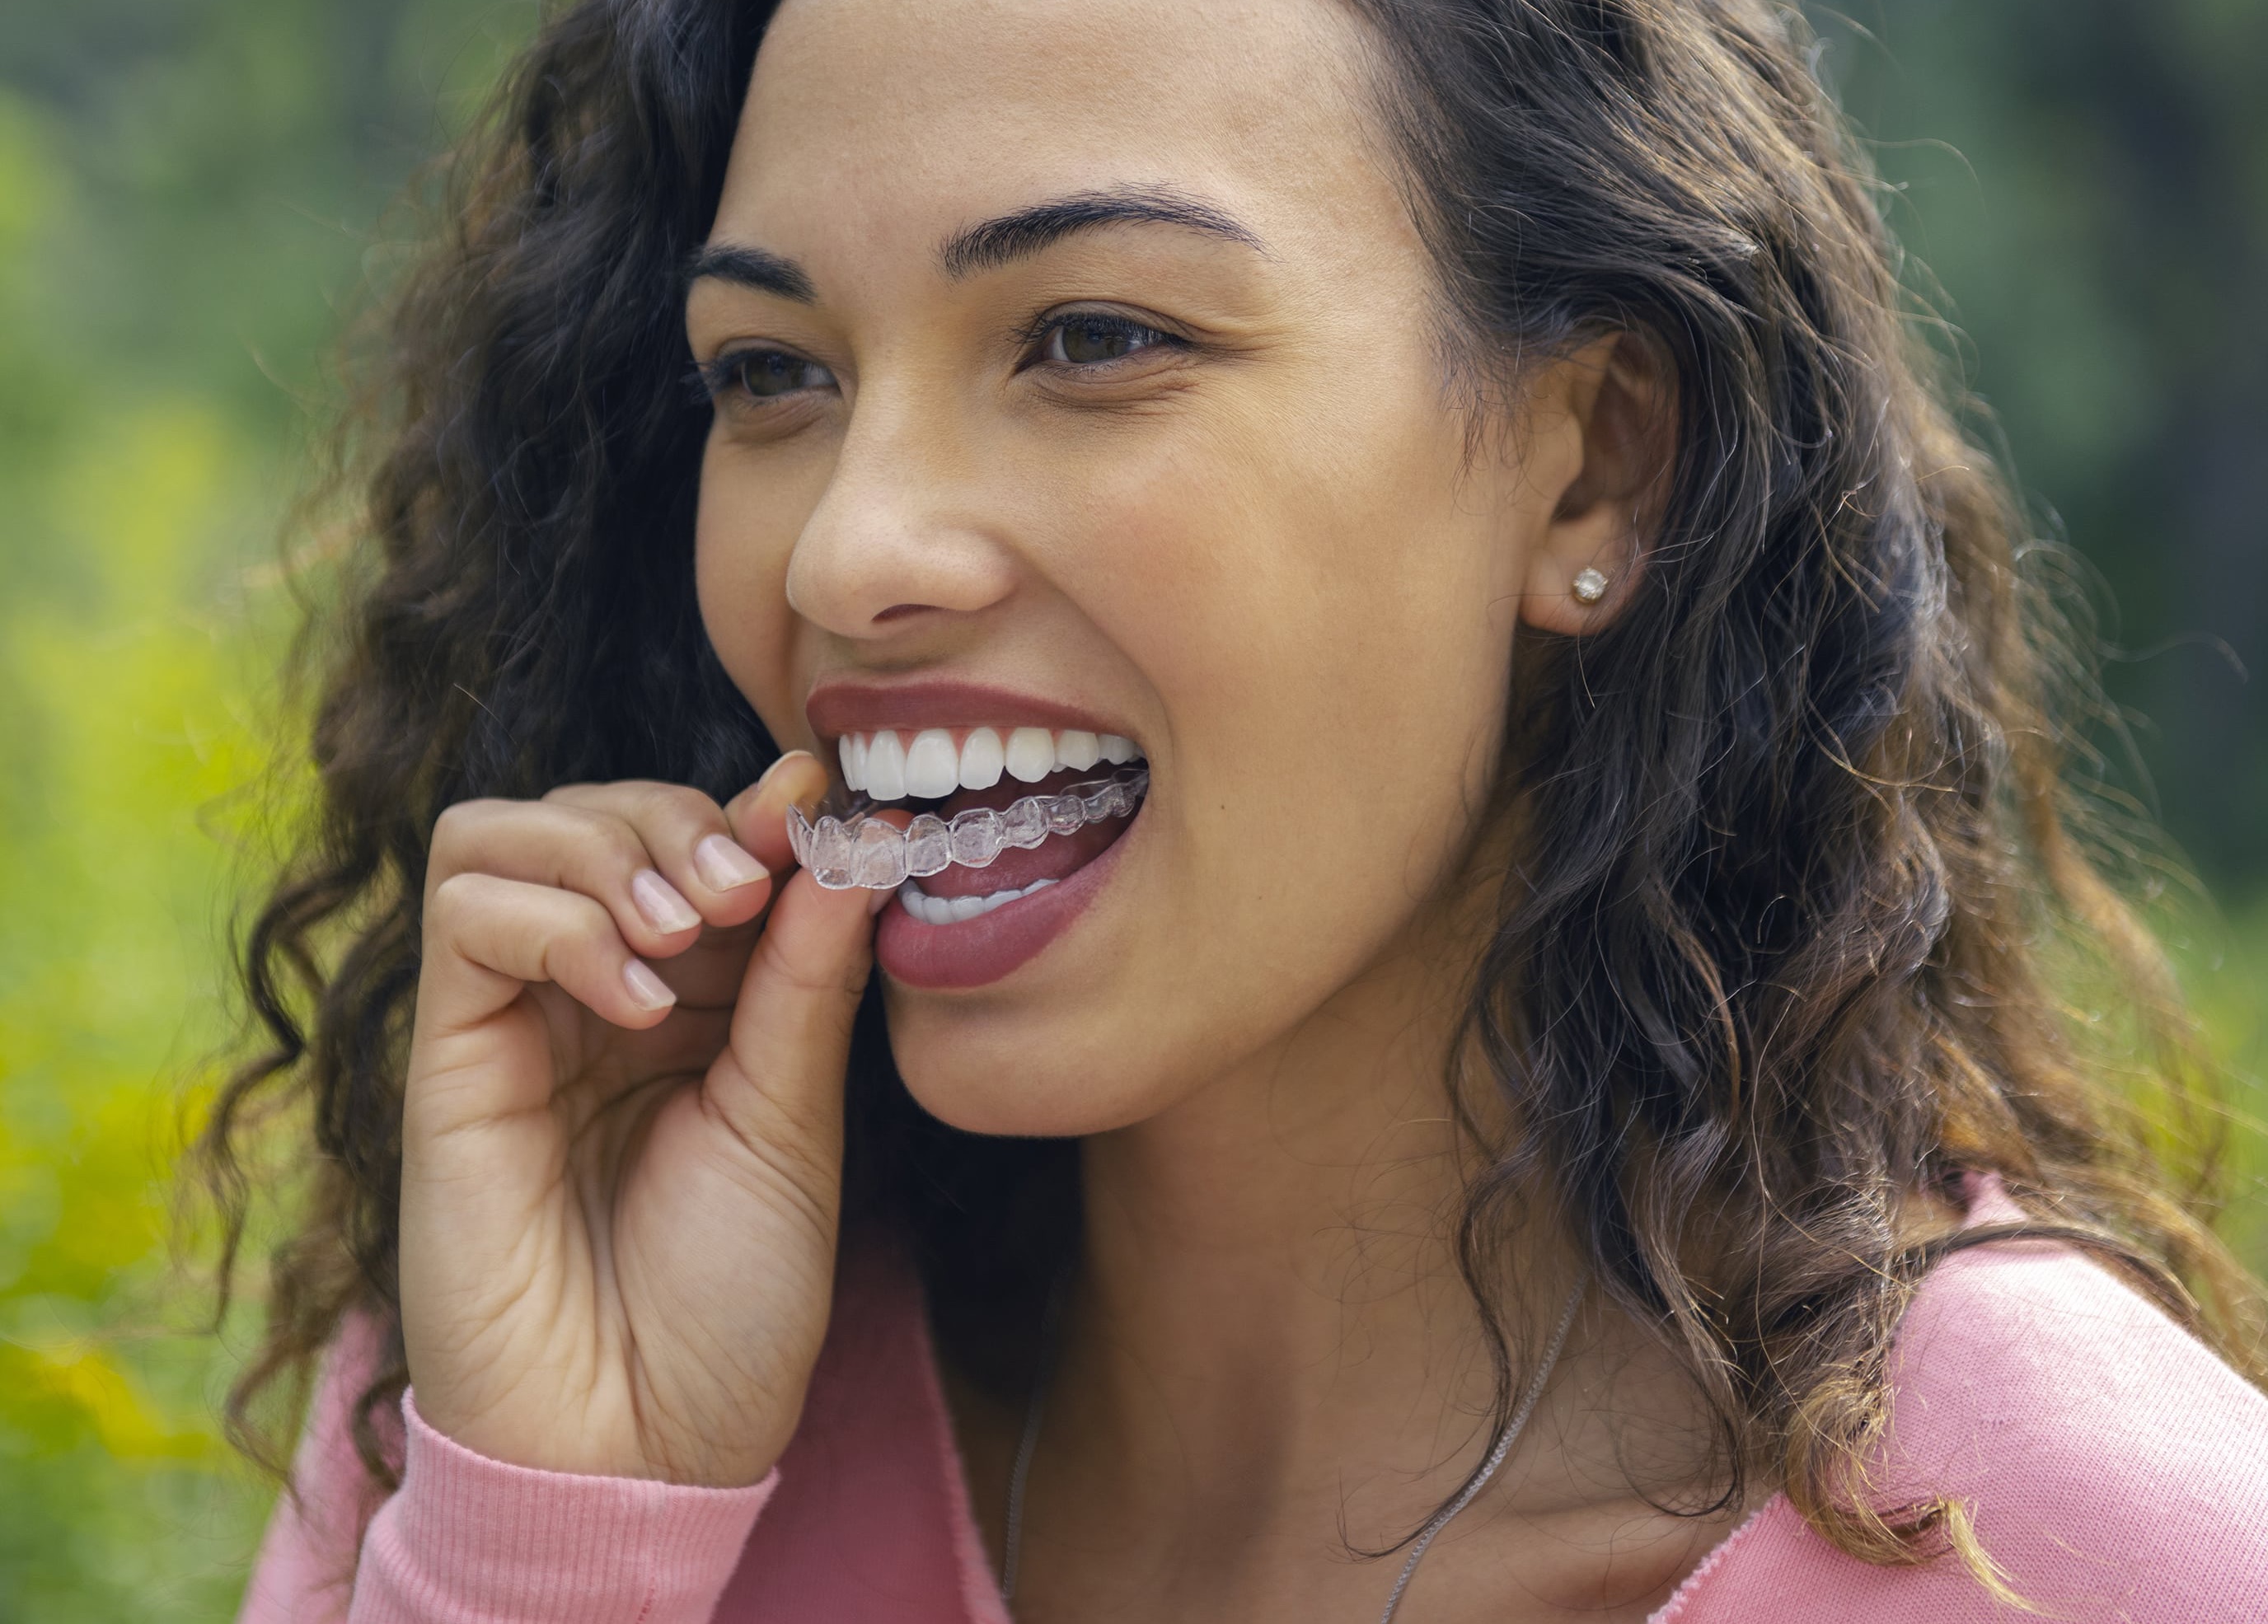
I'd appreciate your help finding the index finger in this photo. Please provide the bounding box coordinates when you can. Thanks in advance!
[724,750,832,876]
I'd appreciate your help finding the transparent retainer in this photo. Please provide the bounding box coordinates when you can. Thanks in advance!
[786,768,1150,890]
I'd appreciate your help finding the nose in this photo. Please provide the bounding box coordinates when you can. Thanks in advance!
[785,387,1019,639]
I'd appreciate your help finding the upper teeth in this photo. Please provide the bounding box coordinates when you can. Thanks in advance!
[840,728,1141,800]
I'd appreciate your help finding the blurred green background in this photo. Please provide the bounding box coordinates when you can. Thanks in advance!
[0,0,2263,1616]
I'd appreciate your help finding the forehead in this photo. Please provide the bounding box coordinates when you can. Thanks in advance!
[719,0,1403,269]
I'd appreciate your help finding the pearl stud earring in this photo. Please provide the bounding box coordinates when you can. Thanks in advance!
[1571,567,1609,605]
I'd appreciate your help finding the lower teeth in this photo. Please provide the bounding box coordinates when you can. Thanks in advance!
[785,768,1148,891]
[897,875,1059,926]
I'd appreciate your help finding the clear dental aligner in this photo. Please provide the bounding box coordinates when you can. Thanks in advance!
[787,768,1150,891]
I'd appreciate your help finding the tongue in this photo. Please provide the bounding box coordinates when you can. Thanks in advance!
[916,768,1140,899]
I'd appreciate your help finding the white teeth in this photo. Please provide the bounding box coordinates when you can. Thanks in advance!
[836,726,1145,799]
[896,874,1061,925]
[1054,729,1100,772]
[902,728,960,799]
[958,727,1005,790]
[1004,727,1055,784]
[863,730,908,801]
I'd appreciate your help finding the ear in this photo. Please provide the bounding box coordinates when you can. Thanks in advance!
[1516,331,1675,636]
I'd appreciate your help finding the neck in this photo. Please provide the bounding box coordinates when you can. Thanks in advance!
[1064,949,1529,1512]
[976,854,1741,1620]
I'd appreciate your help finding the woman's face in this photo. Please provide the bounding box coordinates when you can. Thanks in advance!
[690,0,1608,1135]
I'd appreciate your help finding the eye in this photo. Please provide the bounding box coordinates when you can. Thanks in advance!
[703,348,835,403]
[1038,312,1182,367]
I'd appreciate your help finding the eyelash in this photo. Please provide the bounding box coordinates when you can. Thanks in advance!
[1016,310,1188,368]
[691,350,832,408]
[693,311,1188,407]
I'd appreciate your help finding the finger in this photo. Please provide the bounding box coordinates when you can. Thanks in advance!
[724,751,831,878]
[546,779,775,928]
[429,798,743,964]
[420,870,680,1050]
[702,867,878,1158]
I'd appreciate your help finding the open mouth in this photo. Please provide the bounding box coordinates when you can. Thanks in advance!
[789,725,1150,919]
[791,723,1150,990]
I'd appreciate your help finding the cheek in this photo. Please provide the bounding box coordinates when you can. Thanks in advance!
[1056,398,1516,858]
[695,439,811,747]
[897,390,1517,1121]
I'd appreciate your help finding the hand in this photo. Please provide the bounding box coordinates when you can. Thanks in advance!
[398,751,876,1486]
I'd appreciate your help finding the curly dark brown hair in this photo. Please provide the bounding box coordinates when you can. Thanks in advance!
[195,0,2265,1586]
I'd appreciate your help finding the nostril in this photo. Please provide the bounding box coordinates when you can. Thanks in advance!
[873,602,931,624]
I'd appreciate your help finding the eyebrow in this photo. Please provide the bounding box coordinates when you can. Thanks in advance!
[685,184,1265,302]
[937,185,1266,279]
[685,242,817,302]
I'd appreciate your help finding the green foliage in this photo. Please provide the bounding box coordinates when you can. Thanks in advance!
[1810,0,2268,889]
[2179,896,2268,1272]
[0,2,2260,1617]
[0,4,529,1615]
[0,92,280,1621]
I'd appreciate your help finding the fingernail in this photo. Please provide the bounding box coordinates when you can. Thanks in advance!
[630,869,701,934]
[695,833,769,892]
[753,749,813,796]
[622,957,677,1011]
[868,883,896,916]
[765,751,829,817]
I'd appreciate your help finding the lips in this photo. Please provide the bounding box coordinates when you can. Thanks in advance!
[806,677,1132,744]
[804,676,1149,989]
[873,799,1138,990]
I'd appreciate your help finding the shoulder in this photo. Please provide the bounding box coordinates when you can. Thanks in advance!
[1889,1234,2268,1531]
[1888,1232,2268,1504]
[239,1311,406,1623]
[1658,1235,2268,1623]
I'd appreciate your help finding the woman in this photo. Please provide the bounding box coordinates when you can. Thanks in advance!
[211,0,2268,1619]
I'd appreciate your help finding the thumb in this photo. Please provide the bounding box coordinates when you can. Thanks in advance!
[704,864,880,1158]
[725,749,832,879]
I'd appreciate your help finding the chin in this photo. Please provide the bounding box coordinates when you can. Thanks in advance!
[879,990,1196,1140]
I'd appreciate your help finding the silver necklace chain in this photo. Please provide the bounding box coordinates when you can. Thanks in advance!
[999,1279,1067,1601]
[999,1276,1587,1623]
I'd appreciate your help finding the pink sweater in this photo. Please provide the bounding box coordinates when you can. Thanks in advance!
[239,1185,2268,1623]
